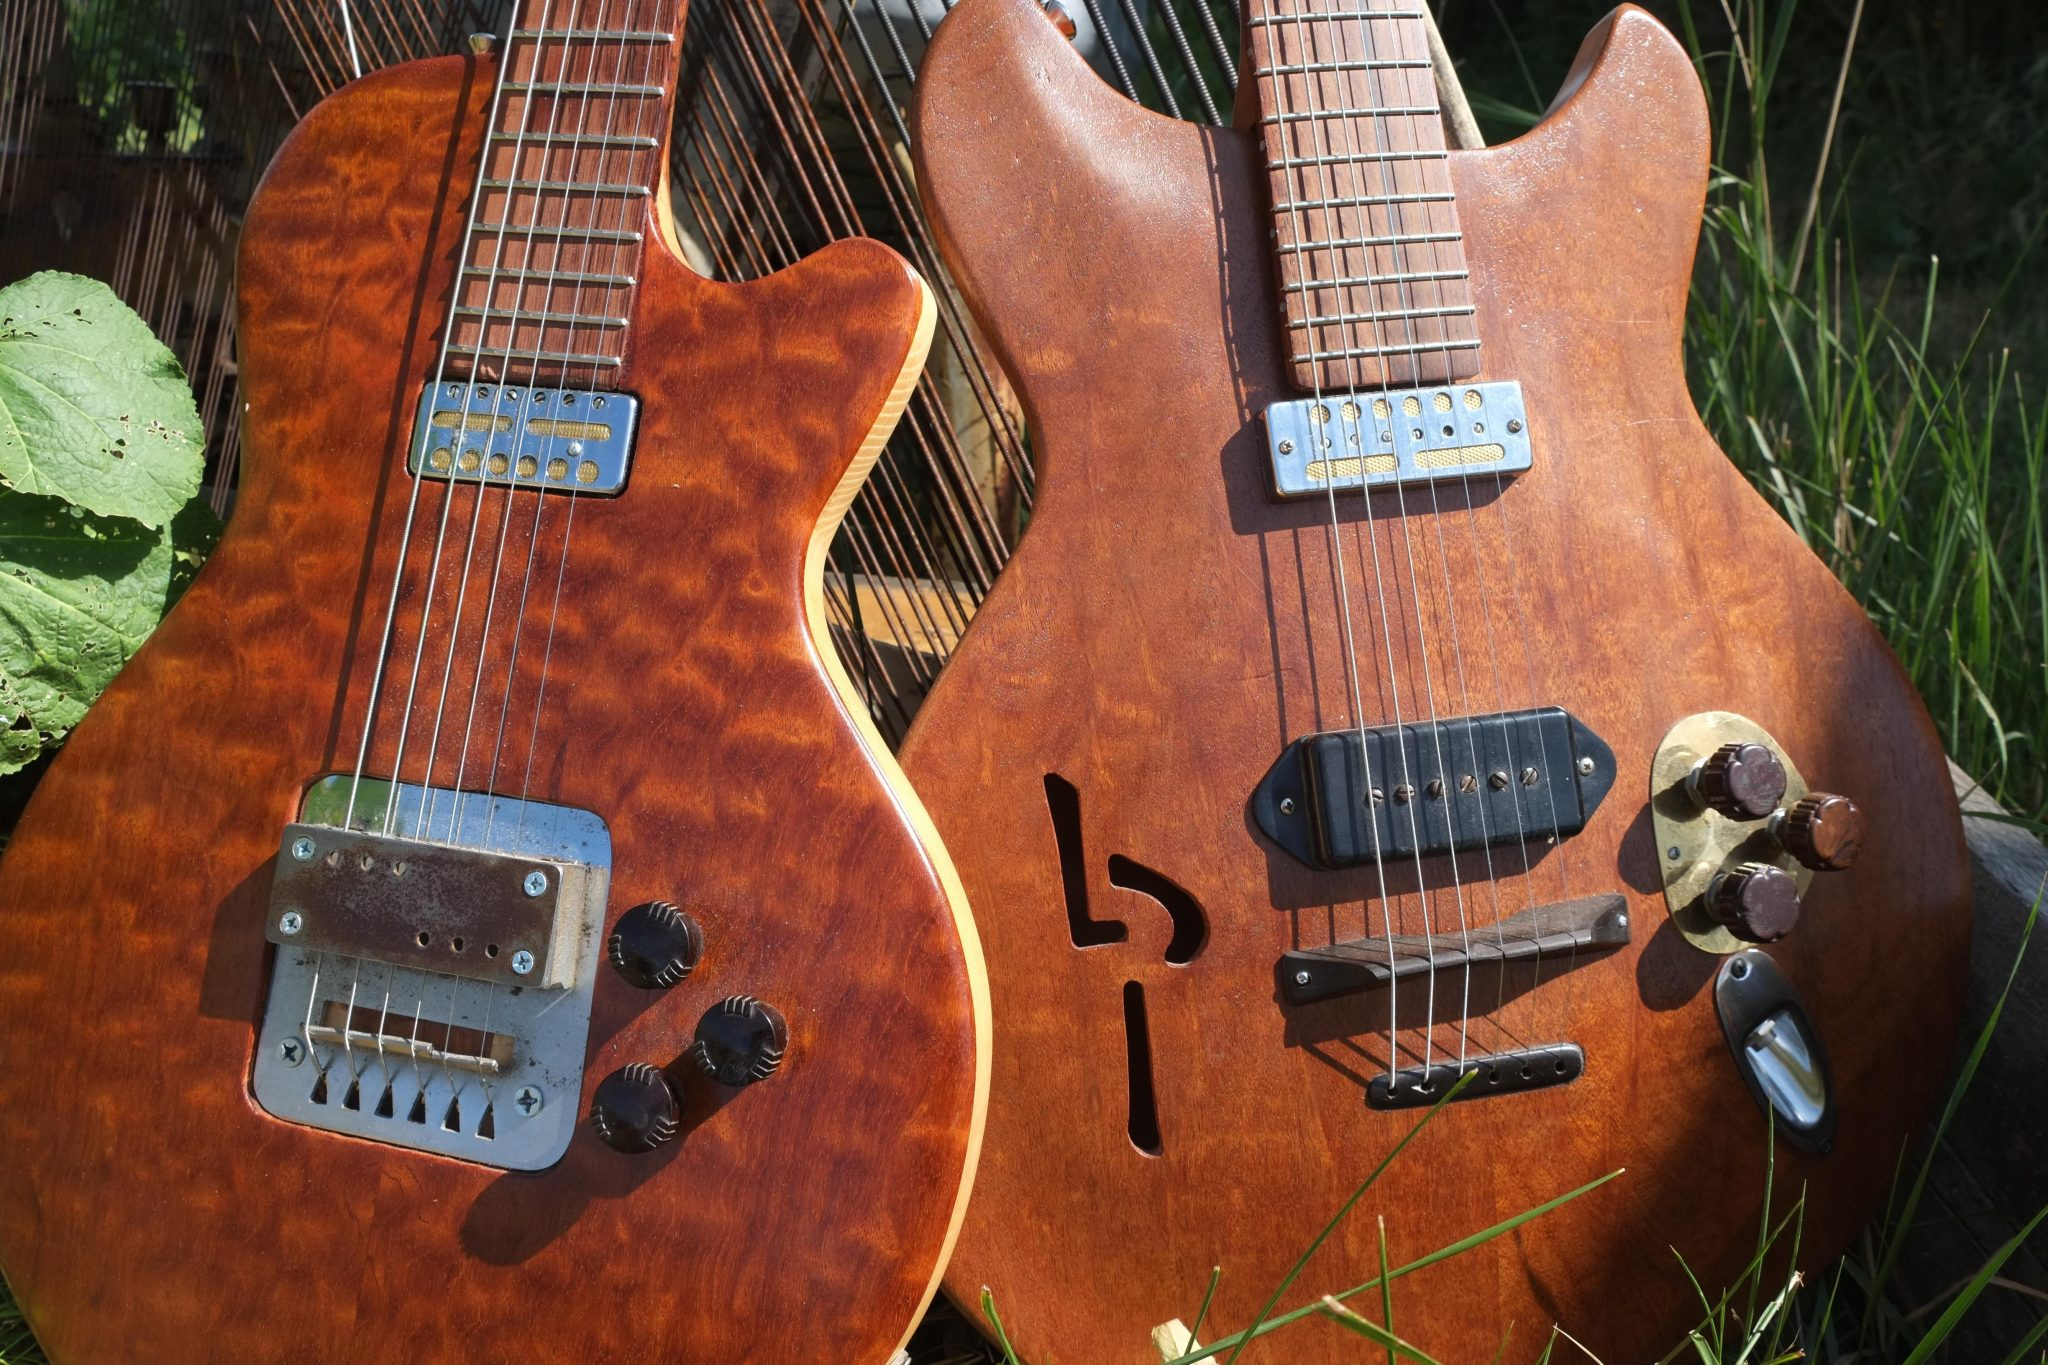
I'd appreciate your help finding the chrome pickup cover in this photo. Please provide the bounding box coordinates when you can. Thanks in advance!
[251,777,609,1170]
[409,380,637,495]
[1263,379,1532,499]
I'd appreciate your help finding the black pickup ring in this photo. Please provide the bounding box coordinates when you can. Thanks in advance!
[1366,1044,1585,1110]
[1279,892,1628,1005]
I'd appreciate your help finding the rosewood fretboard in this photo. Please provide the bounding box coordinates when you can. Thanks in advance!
[446,0,685,387]
[1245,0,1480,392]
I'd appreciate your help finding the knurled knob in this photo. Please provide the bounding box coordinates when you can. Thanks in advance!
[1706,862,1802,943]
[607,900,703,989]
[1777,793,1864,871]
[690,995,788,1088]
[590,1062,680,1153]
[1691,742,1788,820]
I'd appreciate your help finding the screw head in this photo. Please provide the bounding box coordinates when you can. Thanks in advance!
[522,870,549,897]
[1667,845,1683,861]
[566,440,585,458]
[513,1084,543,1116]
[278,1038,305,1067]
[1458,774,1479,794]
[511,949,535,976]
[1729,957,1751,980]
[1278,438,1295,454]
[1507,418,1524,434]
[1278,796,1296,816]
[1520,767,1540,787]
[290,836,316,862]
[278,910,303,936]
[1488,770,1510,791]
[1577,756,1596,776]
[1294,969,1312,986]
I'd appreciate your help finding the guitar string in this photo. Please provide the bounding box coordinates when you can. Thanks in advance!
[1384,8,1584,1064]
[413,0,593,846]
[341,0,525,834]
[1270,0,1406,1083]
[1328,0,1503,1074]
[1288,1,1468,1088]
[515,0,675,838]
[446,0,626,841]
[354,0,557,839]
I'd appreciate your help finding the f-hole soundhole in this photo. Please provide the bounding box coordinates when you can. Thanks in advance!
[1108,856,1207,965]
[1046,774,1127,948]
[1123,982,1162,1156]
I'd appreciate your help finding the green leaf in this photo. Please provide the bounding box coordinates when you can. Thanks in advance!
[0,272,203,527]
[0,489,217,774]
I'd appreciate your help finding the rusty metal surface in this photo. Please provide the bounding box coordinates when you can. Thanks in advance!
[266,821,584,988]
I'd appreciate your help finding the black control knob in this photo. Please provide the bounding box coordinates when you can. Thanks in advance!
[1707,862,1802,943]
[690,995,788,1088]
[607,901,703,989]
[1691,742,1789,820]
[589,1062,680,1153]
[1775,793,1864,872]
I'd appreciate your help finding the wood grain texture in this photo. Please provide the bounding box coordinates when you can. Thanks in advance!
[0,46,985,1363]
[901,3,1970,1360]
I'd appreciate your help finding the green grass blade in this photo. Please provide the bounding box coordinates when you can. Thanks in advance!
[1898,1199,2048,1364]
[1312,1296,1441,1363]
[978,1286,1024,1365]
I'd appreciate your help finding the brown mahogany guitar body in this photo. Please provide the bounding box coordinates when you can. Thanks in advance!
[0,45,986,1363]
[901,1,1968,1359]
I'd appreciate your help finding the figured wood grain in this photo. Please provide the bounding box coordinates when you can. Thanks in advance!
[901,3,1971,1360]
[0,35,985,1364]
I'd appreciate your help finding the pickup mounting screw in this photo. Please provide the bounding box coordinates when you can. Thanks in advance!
[1520,767,1540,786]
[1369,787,1384,805]
[278,911,303,936]
[1278,439,1295,454]
[523,870,548,897]
[1393,784,1414,803]
[1458,774,1478,793]
[1488,770,1510,790]
[1577,756,1596,776]
[1294,970,1312,986]
[1278,797,1296,815]
[278,1038,305,1067]
[1425,779,1445,799]
[1506,418,1524,434]
[290,836,316,862]
[513,1085,543,1116]
[511,950,535,976]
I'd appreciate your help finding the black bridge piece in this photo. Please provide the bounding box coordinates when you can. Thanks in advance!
[1367,1044,1585,1110]
[1251,707,1616,871]
[1278,892,1629,1005]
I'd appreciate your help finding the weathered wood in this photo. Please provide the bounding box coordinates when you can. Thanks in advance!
[901,2,1970,1360]
[0,30,987,1363]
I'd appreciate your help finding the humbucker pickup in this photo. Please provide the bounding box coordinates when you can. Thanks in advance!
[1263,379,1532,499]
[410,380,637,494]
[1251,707,1616,870]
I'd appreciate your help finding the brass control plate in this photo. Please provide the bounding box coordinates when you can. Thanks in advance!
[1651,712,1812,953]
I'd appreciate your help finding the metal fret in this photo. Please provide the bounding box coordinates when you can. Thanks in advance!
[501,82,667,97]
[1273,191,1457,213]
[1300,337,1482,361]
[1264,58,1431,74]
[461,266,638,287]
[447,343,623,367]
[1278,229,1462,254]
[472,223,645,243]
[1270,147,1447,165]
[452,306,630,328]
[1261,105,1440,125]
[1282,267,1471,293]
[488,132,659,148]
[1267,148,1445,172]
[508,28,675,41]
[1289,303,1476,329]
[481,179,651,196]
[1247,9,1425,23]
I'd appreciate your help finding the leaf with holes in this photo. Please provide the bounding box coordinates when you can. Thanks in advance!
[0,271,203,527]
[0,490,217,774]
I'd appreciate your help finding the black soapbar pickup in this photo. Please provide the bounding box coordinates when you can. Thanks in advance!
[1251,706,1616,871]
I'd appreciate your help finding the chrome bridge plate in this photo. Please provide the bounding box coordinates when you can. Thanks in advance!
[251,777,609,1170]
[1264,379,1532,499]
[409,380,637,495]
